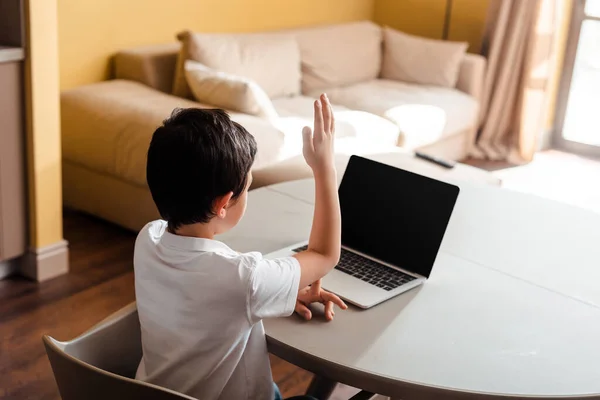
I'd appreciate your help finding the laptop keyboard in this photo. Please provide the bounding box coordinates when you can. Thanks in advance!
[293,245,416,291]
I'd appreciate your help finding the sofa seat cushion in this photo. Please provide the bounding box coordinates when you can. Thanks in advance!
[252,149,501,189]
[61,80,286,188]
[271,96,401,159]
[316,79,479,148]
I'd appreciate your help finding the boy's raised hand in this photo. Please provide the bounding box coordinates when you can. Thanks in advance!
[302,94,335,171]
[293,92,341,303]
[295,279,348,321]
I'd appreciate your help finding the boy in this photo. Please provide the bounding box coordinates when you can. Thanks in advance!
[135,94,347,400]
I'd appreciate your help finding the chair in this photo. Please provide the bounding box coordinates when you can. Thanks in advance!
[43,302,194,400]
[43,302,374,400]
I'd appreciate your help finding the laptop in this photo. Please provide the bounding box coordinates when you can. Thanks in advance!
[266,155,460,309]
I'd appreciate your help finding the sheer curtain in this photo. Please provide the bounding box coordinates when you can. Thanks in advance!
[472,0,559,163]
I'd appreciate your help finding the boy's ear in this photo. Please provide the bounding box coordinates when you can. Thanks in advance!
[214,192,234,219]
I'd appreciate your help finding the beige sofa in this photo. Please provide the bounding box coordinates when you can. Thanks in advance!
[61,21,486,231]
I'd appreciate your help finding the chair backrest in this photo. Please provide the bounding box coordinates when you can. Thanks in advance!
[43,302,194,400]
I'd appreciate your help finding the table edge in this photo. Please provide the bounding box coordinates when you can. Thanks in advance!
[266,335,600,399]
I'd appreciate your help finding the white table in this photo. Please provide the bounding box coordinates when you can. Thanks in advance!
[219,155,600,399]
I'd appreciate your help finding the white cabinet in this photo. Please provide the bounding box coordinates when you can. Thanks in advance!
[0,0,27,272]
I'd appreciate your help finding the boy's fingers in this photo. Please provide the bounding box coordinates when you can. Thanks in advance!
[322,290,348,310]
[323,93,334,134]
[298,285,311,295]
[313,99,324,141]
[321,94,332,134]
[324,301,334,321]
[310,279,322,296]
[295,301,312,320]
[302,126,313,152]
[329,99,335,135]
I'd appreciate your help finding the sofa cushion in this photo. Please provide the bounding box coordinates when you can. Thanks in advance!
[316,79,479,148]
[381,27,468,88]
[287,21,382,94]
[271,96,400,159]
[185,61,278,118]
[173,30,301,100]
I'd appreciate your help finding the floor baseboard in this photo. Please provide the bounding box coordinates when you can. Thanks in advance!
[20,240,69,281]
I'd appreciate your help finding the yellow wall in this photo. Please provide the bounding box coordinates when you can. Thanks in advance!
[25,0,64,248]
[57,0,375,90]
[373,0,489,53]
[374,0,446,40]
[449,0,490,52]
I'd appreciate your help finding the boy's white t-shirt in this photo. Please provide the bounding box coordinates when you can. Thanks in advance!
[134,220,301,400]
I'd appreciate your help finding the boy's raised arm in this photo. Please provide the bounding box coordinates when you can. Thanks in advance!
[293,94,341,289]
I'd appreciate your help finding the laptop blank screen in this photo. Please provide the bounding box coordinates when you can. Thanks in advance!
[338,156,459,278]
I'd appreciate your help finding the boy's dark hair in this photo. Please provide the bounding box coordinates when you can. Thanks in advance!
[147,108,257,230]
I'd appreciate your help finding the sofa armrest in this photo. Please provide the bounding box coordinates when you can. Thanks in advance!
[62,80,285,187]
[61,80,200,184]
[114,43,180,93]
[455,53,487,100]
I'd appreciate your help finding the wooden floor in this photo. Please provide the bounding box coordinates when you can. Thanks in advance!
[0,210,313,399]
[5,150,598,399]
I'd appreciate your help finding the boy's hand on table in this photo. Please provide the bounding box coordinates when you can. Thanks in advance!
[294,279,348,321]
